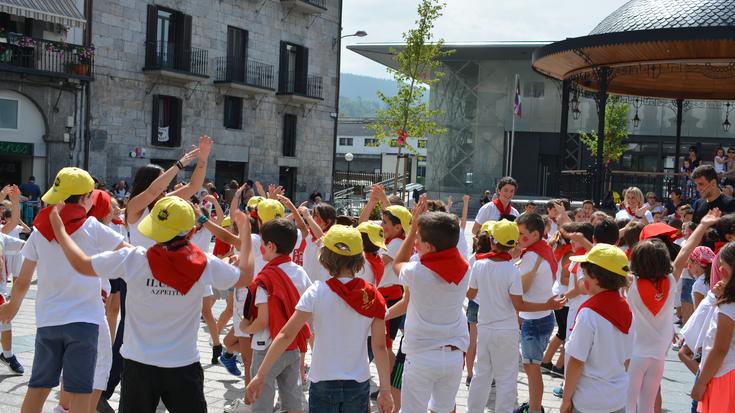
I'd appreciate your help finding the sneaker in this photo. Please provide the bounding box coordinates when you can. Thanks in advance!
[52,406,69,413]
[553,386,564,398]
[370,390,379,400]
[540,362,553,373]
[96,398,115,413]
[465,376,472,386]
[551,366,565,377]
[0,354,24,374]
[212,344,223,365]
[219,354,241,376]
[224,399,252,413]
[513,402,546,413]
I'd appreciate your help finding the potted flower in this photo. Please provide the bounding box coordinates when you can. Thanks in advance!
[67,45,93,76]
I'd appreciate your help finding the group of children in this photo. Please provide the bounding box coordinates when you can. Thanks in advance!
[0,138,734,413]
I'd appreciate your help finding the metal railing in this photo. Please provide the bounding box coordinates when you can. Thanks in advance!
[215,57,275,90]
[144,41,208,76]
[282,71,323,99]
[0,34,94,78]
[560,169,690,205]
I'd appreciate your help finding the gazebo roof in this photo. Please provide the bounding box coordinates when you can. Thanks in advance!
[531,0,735,100]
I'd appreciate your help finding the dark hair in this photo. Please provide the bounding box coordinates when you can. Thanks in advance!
[335,215,357,226]
[387,195,404,206]
[361,233,381,253]
[260,218,297,254]
[713,213,735,242]
[2,209,11,219]
[562,222,594,243]
[126,164,166,220]
[313,204,337,229]
[717,243,735,305]
[622,221,644,249]
[417,211,459,251]
[669,218,683,231]
[582,200,594,206]
[581,262,629,291]
[496,176,518,191]
[426,199,447,212]
[594,217,620,244]
[245,180,254,187]
[249,216,258,235]
[525,201,536,207]
[382,210,402,227]
[66,192,92,204]
[499,213,517,222]
[630,239,672,281]
[474,232,492,254]
[691,164,718,182]
[319,246,365,277]
[670,187,682,197]
[516,213,545,238]
[199,206,210,219]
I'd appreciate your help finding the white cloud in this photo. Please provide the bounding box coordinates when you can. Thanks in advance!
[341,0,630,78]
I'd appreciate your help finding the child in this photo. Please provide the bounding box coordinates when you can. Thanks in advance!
[0,168,126,413]
[692,241,735,412]
[0,228,25,375]
[515,212,557,413]
[356,221,387,286]
[237,218,312,413]
[467,219,564,413]
[392,198,470,413]
[473,176,520,234]
[45,195,252,413]
[561,244,632,413]
[301,203,336,283]
[692,247,715,309]
[247,225,393,413]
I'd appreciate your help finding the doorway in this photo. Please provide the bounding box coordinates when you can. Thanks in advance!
[279,166,296,200]
[0,157,22,187]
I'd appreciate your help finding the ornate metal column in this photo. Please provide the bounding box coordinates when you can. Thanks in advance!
[593,67,611,206]
[674,98,684,175]
[557,79,571,197]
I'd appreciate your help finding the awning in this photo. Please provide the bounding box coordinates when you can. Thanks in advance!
[0,0,86,29]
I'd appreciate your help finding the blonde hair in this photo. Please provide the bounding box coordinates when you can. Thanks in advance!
[624,186,644,208]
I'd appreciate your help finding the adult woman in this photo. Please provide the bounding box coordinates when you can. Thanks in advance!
[615,186,652,224]
[111,180,129,202]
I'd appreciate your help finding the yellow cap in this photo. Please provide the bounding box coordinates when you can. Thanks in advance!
[138,196,195,243]
[479,221,494,234]
[569,243,629,277]
[257,199,285,223]
[357,221,387,250]
[385,205,411,231]
[487,219,519,247]
[247,196,264,209]
[221,215,232,227]
[42,167,95,204]
[324,225,364,256]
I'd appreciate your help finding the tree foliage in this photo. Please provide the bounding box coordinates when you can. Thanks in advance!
[579,96,631,165]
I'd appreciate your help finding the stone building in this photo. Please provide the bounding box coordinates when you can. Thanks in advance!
[87,0,340,200]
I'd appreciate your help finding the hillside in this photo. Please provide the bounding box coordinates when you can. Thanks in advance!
[338,73,428,117]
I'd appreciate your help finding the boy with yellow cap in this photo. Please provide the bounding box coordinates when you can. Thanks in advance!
[467,220,565,413]
[44,195,254,413]
[561,244,632,413]
[0,167,126,413]
[247,225,393,413]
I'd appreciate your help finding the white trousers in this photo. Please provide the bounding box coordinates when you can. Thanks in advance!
[401,347,463,413]
[467,328,519,413]
[627,356,665,413]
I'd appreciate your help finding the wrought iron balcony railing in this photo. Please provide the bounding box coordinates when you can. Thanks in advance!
[280,71,323,99]
[144,41,208,77]
[0,33,94,79]
[214,57,275,90]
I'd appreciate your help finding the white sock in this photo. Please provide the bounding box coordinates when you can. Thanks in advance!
[2,351,12,358]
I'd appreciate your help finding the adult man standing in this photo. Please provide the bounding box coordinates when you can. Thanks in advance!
[691,165,735,223]
[19,177,41,201]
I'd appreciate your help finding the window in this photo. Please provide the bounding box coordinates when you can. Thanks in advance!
[225,26,248,82]
[282,114,297,157]
[339,137,353,146]
[151,95,182,147]
[364,138,378,146]
[417,139,427,149]
[224,96,243,129]
[145,5,192,71]
[0,99,18,129]
[279,167,297,200]
[278,42,309,94]
[523,81,545,98]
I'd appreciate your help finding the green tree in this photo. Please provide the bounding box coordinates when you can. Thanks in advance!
[579,96,631,164]
[368,0,453,195]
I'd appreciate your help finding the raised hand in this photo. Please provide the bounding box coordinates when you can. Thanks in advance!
[202,194,217,204]
[411,194,428,222]
[8,185,20,202]
[179,146,200,168]
[700,208,721,228]
[197,135,213,159]
[277,194,296,212]
[49,203,64,231]
[463,194,470,204]
[232,209,250,233]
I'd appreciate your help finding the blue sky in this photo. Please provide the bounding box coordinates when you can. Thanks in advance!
[341,0,630,78]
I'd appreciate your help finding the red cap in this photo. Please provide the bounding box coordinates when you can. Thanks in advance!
[87,190,112,221]
[639,222,678,242]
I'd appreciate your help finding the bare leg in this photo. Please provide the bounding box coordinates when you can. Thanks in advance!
[466,323,477,381]
[67,392,92,413]
[202,297,220,346]
[542,335,563,365]
[58,382,71,411]
[1,329,12,353]
[239,337,252,385]
[216,294,234,334]
[524,363,544,412]
[105,292,120,341]
[21,387,52,413]
[87,390,103,413]
[554,347,565,368]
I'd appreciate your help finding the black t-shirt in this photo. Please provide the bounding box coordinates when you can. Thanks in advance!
[693,193,735,223]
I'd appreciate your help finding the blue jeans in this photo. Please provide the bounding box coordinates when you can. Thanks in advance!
[520,313,555,364]
[681,278,695,304]
[309,380,370,413]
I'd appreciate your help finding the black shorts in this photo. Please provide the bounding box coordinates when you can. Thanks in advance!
[120,359,206,413]
[385,298,404,341]
[390,337,406,390]
[554,307,569,341]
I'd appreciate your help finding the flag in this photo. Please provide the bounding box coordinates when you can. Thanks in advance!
[513,76,522,118]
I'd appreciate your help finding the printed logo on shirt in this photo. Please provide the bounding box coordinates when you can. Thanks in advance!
[145,278,183,296]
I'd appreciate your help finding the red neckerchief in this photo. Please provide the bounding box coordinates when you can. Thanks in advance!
[420,247,469,285]
[364,252,385,286]
[308,229,318,243]
[88,190,111,221]
[521,239,558,279]
[111,218,125,225]
[625,205,637,217]
[385,234,405,246]
[715,242,727,254]
[34,204,88,242]
[146,241,207,295]
[493,197,512,216]
[245,255,310,352]
[475,251,513,261]
[637,277,671,316]
[554,243,573,264]
[292,238,307,266]
[568,248,587,274]
[326,277,387,319]
[572,290,632,334]
[212,238,231,257]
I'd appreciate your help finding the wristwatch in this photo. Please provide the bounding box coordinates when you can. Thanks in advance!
[197,215,208,226]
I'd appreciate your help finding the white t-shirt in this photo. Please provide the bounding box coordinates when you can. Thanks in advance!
[190,227,212,252]
[302,235,324,283]
[565,308,632,413]
[21,218,124,328]
[250,261,312,350]
[399,260,470,354]
[457,228,470,259]
[378,237,403,288]
[106,221,127,243]
[715,156,727,174]
[566,261,588,310]
[296,278,376,383]
[681,291,716,352]
[128,210,155,248]
[469,258,522,330]
[91,246,240,367]
[355,257,376,285]
[702,302,735,377]
[692,276,709,303]
[475,200,519,224]
[516,251,553,320]
[615,208,653,224]
[628,274,677,359]
[0,233,25,294]
[233,234,267,335]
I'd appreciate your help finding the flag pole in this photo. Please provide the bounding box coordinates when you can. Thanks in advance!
[509,73,518,177]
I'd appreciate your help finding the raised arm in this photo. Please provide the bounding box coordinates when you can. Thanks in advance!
[358,186,380,224]
[460,194,470,228]
[299,204,324,239]
[232,209,254,288]
[278,195,307,239]
[49,204,97,276]
[191,203,240,246]
[2,186,21,235]
[168,135,213,201]
[127,146,200,224]
[393,195,426,276]
[203,194,225,226]
[673,208,720,281]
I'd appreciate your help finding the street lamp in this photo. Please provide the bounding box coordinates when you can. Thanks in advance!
[724,102,732,133]
[345,152,354,186]
[632,98,642,128]
[332,30,367,49]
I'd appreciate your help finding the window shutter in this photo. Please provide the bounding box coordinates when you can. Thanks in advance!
[145,5,158,68]
[175,14,193,72]
[172,97,183,147]
[278,41,288,93]
[296,46,308,93]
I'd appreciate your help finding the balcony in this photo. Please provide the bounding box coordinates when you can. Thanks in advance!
[214,57,275,95]
[0,34,94,80]
[280,0,327,14]
[143,41,208,82]
[277,73,323,104]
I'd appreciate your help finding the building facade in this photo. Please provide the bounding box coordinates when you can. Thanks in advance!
[350,42,735,200]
